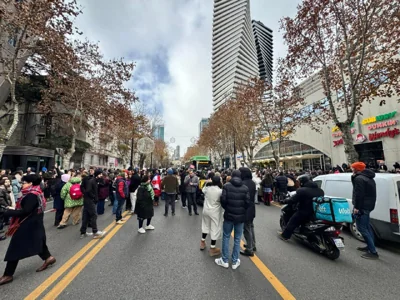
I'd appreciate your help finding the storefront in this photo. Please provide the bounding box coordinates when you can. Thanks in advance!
[253,140,331,170]
[1,145,55,171]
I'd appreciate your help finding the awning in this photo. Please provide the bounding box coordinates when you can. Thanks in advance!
[4,146,54,158]
[254,153,323,163]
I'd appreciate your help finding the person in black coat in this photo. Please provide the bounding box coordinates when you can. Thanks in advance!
[215,170,250,270]
[351,162,378,259]
[80,171,105,239]
[0,174,56,286]
[52,177,66,226]
[275,172,288,201]
[278,175,324,241]
[128,169,141,214]
[179,170,188,208]
[239,167,256,256]
[136,175,155,233]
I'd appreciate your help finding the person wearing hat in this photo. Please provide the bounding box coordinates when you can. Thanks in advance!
[0,174,56,285]
[200,176,223,257]
[161,168,179,216]
[351,161,378,259]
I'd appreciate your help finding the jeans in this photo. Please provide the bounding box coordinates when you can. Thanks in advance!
[116,197,126,221]
[355,210,377,254]
[97,199,105,215]
[112,191,118,214]
[222,221,244,264]
[243,221,256,251]
[165,193,176,214]
[187,192,197,214]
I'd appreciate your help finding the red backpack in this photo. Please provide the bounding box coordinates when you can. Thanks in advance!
[69,183,83,200]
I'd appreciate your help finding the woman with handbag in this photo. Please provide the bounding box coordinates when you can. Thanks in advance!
[0,174,56,286]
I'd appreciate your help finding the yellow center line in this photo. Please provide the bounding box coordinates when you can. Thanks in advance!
[25,212,129,300]
[42,214,133,300]
[231,232,296,300]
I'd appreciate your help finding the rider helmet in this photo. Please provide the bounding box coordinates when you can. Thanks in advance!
[297,174,312,187]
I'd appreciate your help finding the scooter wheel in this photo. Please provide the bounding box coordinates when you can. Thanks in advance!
[279,217,286,231]
[326,247,340,260]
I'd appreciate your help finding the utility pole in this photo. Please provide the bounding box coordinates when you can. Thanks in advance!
[233,133,237,170]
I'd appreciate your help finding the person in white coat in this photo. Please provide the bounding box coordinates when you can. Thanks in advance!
[252,172,262,205]
[200,176,223,257]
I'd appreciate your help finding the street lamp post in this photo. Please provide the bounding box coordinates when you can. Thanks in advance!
[130,137,134,168]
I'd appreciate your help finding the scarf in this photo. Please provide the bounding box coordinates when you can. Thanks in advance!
[141,182,154,200]
[11,185,47,225]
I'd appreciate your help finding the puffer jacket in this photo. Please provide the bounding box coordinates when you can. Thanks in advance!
[351,169,376,211]
[12,179,21,201]
[221,176,250,224]
[240,167,256,221]
[275,175,288,192]
[61,177,84,208]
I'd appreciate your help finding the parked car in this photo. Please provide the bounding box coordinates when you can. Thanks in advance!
[313,173,400,243]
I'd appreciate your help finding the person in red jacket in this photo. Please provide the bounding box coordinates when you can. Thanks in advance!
[115,172,128,224]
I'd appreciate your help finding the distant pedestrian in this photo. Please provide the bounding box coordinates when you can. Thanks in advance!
[215,170,250,270]
[80,171,105,239]
[128,168,141,215]
[200,176,223,257]
[58,175,83,229]
[115,172,128,224]
[53,174,69,226]
[161,168,179,216]
[184,169,199,216]
[351,162,378,260]
[180,169,187,208]
[136,175,155,234]
[0,174,56,286]
[240,167,256,257]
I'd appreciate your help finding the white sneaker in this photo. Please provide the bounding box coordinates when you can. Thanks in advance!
[232,259,241,270]
[145,225,155,230]
[93,231,106,239]
[116,220,125,225]
[214,257,229,269]
[138,228,146,234]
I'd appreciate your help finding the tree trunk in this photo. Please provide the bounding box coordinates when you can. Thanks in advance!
[0,81,20,162]
[63,134,76,170]
[340,123,359,164]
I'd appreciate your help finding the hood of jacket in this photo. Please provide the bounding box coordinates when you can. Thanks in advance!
[360,169,376,179]
[70,177,81,184]
[239,167,252,180]
[230,176,243,187]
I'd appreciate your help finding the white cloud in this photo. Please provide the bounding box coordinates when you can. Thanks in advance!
[75,0,301,155]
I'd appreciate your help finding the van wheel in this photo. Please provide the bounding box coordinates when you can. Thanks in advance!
[350,222,365,242]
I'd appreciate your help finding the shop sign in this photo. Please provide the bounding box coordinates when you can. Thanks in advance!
[332,122,354,132]
[333,138,344,147]
[369,128,400,141]
[361,111,396,125]
[355,134,367,143]
[332,128,356,137]
[367,120,398,130]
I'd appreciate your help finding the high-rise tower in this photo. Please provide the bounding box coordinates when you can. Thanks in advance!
[252,20,273,84]
[212,0,259,111]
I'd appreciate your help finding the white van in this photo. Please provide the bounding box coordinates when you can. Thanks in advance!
[313,173,400,243]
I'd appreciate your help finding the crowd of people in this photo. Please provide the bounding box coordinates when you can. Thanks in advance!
[0,159,384,285]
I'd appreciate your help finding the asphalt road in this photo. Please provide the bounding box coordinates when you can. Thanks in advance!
[0,200,399,300]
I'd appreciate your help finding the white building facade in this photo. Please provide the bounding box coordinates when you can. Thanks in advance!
[212,0,259,111]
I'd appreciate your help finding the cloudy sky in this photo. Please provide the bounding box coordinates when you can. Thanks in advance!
[75,0,301,155]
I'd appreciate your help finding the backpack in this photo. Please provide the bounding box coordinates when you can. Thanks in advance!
[69,183,83,200]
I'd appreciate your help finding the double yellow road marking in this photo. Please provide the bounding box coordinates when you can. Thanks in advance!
[25,213,132,300]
